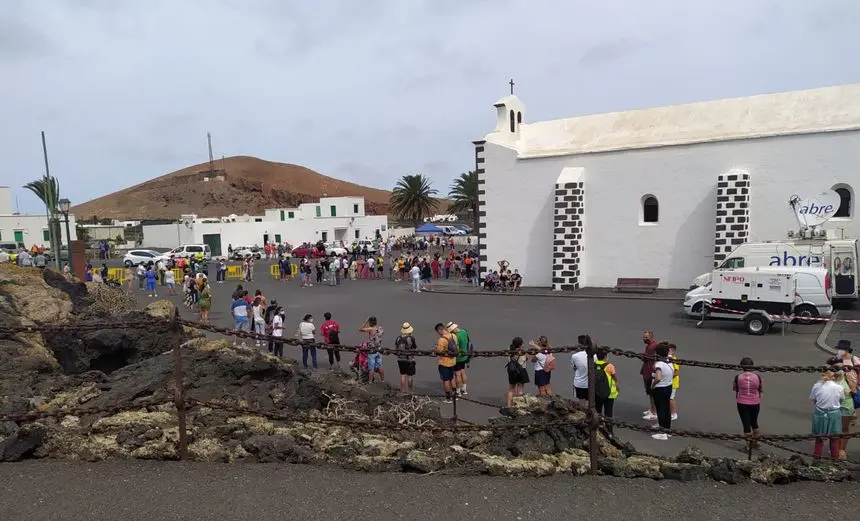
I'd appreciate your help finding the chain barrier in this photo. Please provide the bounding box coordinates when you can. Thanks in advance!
[0,316,851,374]
[705,303,860,324]
[187,398,588,433]
[0,396,170,423]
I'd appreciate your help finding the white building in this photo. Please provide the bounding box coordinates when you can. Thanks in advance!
[0,186,77,247]
[474,84,860,289]
[142,196,389,256]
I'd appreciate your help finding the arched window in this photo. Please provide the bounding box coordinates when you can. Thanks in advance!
[833,185,853,218]
[509,110,515,132]
[642,195,659,223]
[517,111,522,124]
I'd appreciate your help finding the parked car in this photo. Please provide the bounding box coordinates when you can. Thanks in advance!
[0,241,22,254]
[325,242,348,256]
[292,244,325,258]
[354,240,378,254]
[166,244,212,260]
[123,249,169,267]
[231,245,262,260]
[44,245,70,262]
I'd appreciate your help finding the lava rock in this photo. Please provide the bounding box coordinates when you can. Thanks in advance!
[242,434,298,463]
[661,462,708,481]
[707,458,748,484]
[676,446,708,466]
[0,423,46,462]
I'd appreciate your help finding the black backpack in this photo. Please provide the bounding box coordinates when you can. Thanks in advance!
[328,328,340,345]
[594,362,611,400]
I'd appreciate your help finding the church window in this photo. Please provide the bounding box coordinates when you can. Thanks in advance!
[641,195,659,224]
[509,110,515,132]
[832,185,853,218]
[517,111,522,124]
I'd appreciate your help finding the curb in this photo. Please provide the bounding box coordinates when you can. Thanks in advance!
[429,288,682,302]
[815,310,838,355]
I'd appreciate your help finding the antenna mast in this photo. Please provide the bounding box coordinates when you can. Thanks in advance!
[207,132,215,174]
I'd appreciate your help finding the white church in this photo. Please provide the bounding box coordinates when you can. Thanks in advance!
[473,83,860,289]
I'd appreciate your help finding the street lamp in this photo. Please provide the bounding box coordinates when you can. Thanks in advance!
[58,198,73,275]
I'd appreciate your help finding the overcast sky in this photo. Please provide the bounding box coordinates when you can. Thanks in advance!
[3,0,859,213]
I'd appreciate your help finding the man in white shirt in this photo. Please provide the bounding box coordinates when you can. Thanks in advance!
[570,348,591,404]
[409,264,421,293]
[271,307,285,357]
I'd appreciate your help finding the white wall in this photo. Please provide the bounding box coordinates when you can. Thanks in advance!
[142,215,389,252]
[0,213,78,248]
[0,187,11,215]
[483,130,860,288]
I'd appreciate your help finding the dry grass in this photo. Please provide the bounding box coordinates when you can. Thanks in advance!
[82,283,137,318]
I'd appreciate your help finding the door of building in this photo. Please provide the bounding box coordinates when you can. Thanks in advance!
[202,234,222,257]
[13,230,23,245]
[263,233,269,245]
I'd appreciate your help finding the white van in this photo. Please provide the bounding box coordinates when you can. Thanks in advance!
[692,239,858,301]
[684,266,832,325]
[168,244,211,260]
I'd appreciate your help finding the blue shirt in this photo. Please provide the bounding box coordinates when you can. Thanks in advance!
[231,299,249,319]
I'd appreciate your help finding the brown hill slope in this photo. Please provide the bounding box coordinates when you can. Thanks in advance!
[70,156,392,221]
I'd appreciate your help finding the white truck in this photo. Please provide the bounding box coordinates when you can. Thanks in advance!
[692,238,858,302]
[701,268,811,335]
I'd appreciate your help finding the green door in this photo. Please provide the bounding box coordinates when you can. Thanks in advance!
[14,230,24,245]
[202,234,222,257]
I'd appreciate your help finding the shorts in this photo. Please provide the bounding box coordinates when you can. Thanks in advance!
[670,388,677,400]
[146,281,156,291]
[421,277,431,283]
[367,352,383,371]
[397,360,416,376]
[454,361,466,372]
[234,317,249,330]
[535,369,551,387]
[574,387,588,400]
[166,282,175,289]
[643,377,653,395]
[438,365,454,382]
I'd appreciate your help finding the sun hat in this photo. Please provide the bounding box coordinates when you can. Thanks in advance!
[401,322,414,335]
[445,321,458,333]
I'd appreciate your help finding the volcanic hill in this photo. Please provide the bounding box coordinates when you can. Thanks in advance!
[70,156,392,221]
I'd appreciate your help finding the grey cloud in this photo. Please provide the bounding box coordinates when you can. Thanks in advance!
[4,0,860,212]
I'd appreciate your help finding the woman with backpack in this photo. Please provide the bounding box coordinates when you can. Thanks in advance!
[505,337,529,407]
[594,346,619,436]
[529,336,555,396]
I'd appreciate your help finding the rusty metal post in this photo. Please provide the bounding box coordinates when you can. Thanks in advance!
[586,340,598,475]
[452,389,458,426]
[171,306,188,460]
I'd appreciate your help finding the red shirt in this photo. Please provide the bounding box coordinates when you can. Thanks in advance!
[320,319,340,344]
[640,341,659,378]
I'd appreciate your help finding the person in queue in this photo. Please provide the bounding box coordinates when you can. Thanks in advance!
[810,361,845,460]
[640,331,659,421]
[734,357,763,446]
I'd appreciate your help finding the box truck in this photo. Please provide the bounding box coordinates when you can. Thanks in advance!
[691,238,858,301]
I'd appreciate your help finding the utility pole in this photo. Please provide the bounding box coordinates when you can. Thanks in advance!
[41,131,60,270]
[207,132,215,174]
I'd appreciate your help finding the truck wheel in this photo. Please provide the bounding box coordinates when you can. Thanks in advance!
[691,302,703,314]
[744,313,770,335]
[793,304,819,325]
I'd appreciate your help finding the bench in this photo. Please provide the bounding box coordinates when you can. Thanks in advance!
[614,277,659,294]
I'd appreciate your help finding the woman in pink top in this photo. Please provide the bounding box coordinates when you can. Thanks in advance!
[734,357,763,444]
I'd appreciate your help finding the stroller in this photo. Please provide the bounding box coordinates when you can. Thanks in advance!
[349,343,370,383]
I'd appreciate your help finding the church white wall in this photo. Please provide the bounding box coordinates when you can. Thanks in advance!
[483,130,860,289]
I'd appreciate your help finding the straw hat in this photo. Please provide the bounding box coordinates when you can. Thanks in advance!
[401,322,414,335]
[445,322,458,333]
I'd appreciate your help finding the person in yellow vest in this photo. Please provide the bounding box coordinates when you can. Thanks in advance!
[669,344,680,421]
[594,346,619,437]
[196,251,204,264]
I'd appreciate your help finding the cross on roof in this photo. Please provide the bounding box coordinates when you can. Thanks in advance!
[509,78,515,95]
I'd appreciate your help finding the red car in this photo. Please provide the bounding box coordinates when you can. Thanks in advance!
[291,245,325,258]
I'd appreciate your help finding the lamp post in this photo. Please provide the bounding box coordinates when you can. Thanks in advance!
[58,198,73,275]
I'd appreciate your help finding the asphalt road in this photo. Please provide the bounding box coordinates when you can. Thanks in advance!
[0,460,850,521]
[125,260,834,460]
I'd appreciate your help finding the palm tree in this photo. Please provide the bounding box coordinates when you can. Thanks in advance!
[389,174,439,226]
[24,176,61,216]
[447,171,479,228]
[24,176,61,261]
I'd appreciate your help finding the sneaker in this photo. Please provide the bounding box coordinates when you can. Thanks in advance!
[642,412,657,421]
[671,413,678,421]
[443,398,452,404]
[651,433,668,440]
[642,410,652,416]
[651,423,660,430]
